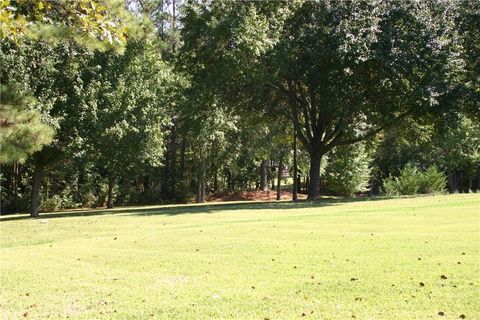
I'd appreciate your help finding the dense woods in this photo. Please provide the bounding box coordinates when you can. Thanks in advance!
[1,0,479,217]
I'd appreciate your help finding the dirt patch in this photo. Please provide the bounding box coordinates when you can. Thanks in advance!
[207,190,307,202]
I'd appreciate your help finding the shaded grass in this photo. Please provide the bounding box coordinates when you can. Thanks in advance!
[0,194,440,222]
[1,194,479,319]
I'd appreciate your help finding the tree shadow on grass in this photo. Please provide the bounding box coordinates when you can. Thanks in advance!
[0,196,397,222]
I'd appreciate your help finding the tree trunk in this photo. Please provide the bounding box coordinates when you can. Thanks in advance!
[168,124,178,194]
[260,160,268,191]
[172,0,176,52]
[196,161,206,203]
[181,137,186,179]
[143,175,150,192]
[160,0,164,40]
[213,165,218,192]
[31,164,44,218]
[459,171,463,193]
[13,163,19,212]
[227,170,233,192]
[448,170,458,193]
[477,169,480,192]
[292,128,298,201]
[307,152,322,200]
[107,176,115,209]
[277,159,283,201]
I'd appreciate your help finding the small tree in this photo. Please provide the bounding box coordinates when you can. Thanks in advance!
[324,143,371,197]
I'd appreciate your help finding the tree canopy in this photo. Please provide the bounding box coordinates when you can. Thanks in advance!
[1,0,478,216]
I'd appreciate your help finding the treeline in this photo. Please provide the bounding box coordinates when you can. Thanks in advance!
[0,0,479,217]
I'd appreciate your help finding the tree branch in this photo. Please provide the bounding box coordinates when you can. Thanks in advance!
[335,111,411,147]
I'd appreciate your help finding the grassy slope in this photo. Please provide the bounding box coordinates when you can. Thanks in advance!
[0,194,479,319]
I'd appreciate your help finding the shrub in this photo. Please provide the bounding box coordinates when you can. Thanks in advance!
[418,165,447,194]
[42,195,63,212]
[383,163,420,196]
[324,143,371,197]
[383,164,446,196]
[81,192,98,208]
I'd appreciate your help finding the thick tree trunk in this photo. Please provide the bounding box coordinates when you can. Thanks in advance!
[31,164,44,218]
[107,176,115,209]
[292,128,298,201]
[196,161,206,203]
[307,152,322,200]
[260,160,268,191]
[276,159,283,201]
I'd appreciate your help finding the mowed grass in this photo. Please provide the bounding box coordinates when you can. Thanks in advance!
[1,194,479,319]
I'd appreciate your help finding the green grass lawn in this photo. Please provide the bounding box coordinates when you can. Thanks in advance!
[1,194,479,319]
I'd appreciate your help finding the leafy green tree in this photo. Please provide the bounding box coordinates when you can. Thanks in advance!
[80,38,174,208]
[1,0,133,216]
[180,1,460,200]
[456,0,480,120]
[0,41,76,216]
[0,0,127,51]
[263,1,458,199]
[435,117,480,193]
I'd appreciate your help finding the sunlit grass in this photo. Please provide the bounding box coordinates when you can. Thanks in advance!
[1,194,479,319]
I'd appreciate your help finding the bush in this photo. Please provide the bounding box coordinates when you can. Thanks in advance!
[81,192,98,208]
[42,195,63,212]
[383,164,446,196]
[324,143,371,197]
[41,185,77,211]
[418,165,447,194]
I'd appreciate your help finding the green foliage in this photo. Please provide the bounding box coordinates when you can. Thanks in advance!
[0,0,128,52]
[1,1,479,214]
[80,38,174,178]
[324,143,371,197]
[418,166,448,195]
[437,116,480,177]
[0,84,54,163]
[81,192,98,208]
[41,184,76,212]
[383,164,446,196]
[41,195,62,212]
